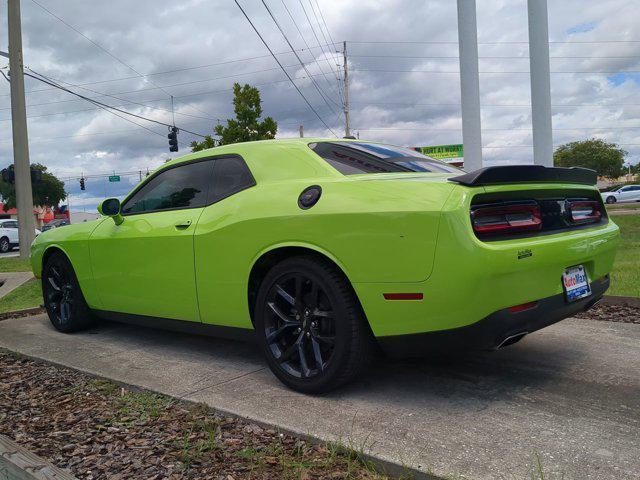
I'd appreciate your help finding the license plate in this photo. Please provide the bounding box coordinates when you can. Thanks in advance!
[562,265,591,302]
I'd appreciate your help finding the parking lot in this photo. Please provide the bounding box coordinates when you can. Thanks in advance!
[0,314,638,479]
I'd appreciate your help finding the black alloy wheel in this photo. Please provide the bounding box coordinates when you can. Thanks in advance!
[606,196,616,204]
[255,256,373,393]
[264,272,336,379]
[42,252,95,332]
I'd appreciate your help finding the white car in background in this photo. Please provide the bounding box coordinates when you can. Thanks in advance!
[601,185,640,204]
[0,219,41,253]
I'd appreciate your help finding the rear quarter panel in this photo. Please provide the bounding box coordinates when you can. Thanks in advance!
[194,172,455,328]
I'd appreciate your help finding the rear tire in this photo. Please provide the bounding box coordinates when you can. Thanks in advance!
[606,196,617,204]
[0,237,9,253]
[42,252,96,333]
[254,255,373,394]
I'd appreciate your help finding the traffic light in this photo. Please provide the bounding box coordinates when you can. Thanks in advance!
[1,165,14,184]
[79,177,85,191]
[168,126,178,152]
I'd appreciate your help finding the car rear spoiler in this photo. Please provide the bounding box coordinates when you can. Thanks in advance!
[447,165,597,187]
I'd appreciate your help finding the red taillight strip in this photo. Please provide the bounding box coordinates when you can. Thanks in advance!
[383,293,424,300]
[472,203,542,235]
[507,301,538,313]
[567,200,602,224]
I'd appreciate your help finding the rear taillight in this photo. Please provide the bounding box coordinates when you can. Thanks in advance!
[471,202,542,236]
[566,200,602,225]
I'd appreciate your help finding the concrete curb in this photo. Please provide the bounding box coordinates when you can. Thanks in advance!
[601,295,640,307]
[0,434,78,480]
[0,272,33,300]
[0,307,44,321]
[0,347,435,480]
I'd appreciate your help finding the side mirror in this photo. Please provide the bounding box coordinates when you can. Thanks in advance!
[98,198,124,225]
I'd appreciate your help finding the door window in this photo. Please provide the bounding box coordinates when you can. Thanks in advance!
[122,160,214,215]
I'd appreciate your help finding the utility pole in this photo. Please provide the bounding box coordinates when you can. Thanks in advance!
[457,0,483,171]
[299,124,304,138]
[8,0,36,260]
[527,0,553,167]
[343,41,351,138]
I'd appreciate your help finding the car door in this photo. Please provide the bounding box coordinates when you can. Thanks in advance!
[3,220,19,243]
[89,158,215,321]
[629,186,640,201]
[617,186,633,202]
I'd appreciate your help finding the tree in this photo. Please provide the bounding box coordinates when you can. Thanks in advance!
[0,163,66,210]
[191,83,277,151]
[553,139,626,180]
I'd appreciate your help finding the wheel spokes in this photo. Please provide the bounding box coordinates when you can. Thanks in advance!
[314,334,335,347]
[311,338,325,372]
[297,337,311,378]
[266,272,336,379]
[47,276,61,292]
[275,285,295,306]
[267,302,296,324]
[266,322,297,343]
[59,301,71,323]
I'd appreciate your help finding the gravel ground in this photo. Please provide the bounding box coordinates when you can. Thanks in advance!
[0,352,398,480]
[575,303,640,324]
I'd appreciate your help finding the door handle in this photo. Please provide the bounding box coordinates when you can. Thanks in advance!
[174,220,192,230]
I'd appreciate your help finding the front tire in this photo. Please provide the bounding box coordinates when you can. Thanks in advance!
[606,196,617,204]
[255,256,373,394]
[42,252,96,333]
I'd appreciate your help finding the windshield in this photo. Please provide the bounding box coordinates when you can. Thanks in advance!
[309,141,463,175]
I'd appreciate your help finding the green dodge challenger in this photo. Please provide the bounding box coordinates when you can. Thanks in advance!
[31,139,620,393]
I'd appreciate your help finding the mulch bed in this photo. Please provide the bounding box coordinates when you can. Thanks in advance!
[0,353,396,480]
[575,303,640,324]
[0,306,45,321]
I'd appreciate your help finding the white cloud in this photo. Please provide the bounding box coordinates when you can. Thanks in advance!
[1,0,639,211]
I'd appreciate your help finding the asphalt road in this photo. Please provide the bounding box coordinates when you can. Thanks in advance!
[0,315,638,480]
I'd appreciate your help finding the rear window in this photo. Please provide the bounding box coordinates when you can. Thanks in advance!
[309,141,463,175]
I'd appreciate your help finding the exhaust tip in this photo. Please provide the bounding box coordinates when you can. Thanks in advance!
[497,332,528,349]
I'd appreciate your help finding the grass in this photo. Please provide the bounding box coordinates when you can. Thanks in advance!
[606,202,640,210]
[609,215,640,297]
[0,255,32,273]
[0,278,42,313]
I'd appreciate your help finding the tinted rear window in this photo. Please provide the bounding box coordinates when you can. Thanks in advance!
[309,141,463,175]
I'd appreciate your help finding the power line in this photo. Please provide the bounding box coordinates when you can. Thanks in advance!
[350,68,640,74]
[350,101,640,108]
[349,54,640,60]
[0,65,328,112]
[261,0,339,113]
[29,0,212,121]
[297,0,343,91]
[233,0,338,136]
[310,0,344,102]
[278,0,342,103]
[24,70,207,138]
[345,40,640,45]
[4,44,341,98]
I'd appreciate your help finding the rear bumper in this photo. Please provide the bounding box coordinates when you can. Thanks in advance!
[377,275,608,358]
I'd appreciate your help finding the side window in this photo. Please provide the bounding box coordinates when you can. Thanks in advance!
[5,221,18,229]
[122,160,214,214]
[209,157,256,203]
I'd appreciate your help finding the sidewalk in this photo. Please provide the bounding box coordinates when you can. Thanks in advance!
[0,315,638,479]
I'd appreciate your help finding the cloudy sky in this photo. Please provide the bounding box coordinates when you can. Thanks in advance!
[1,0,639,211]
